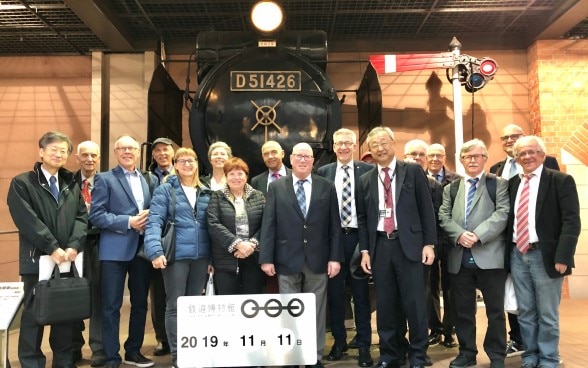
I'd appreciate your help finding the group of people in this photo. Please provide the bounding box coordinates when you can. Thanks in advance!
[8,123,579,368]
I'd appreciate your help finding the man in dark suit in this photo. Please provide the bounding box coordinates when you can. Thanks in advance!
[89,135,157,368]
[438,139,509,368]
[357,127,436,368]
[71,140,106,367]
[250,140,291,195]
[260,142,343,368]
[147,137,175,357]
[317,128,373,367]
[489,123,560,358]
[507,136,580,368]
[8,131,88,368]
[426,143,461,349]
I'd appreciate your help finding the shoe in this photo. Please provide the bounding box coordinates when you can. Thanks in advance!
[427,332,442,346]
[520,363,536,368]
[122,353,154,368]
[358,347,373,367]
[505,340,525,357]
[442,335,458,348]
[348,335,358,349]
[449,354,476,368]
[326,344,348,361]
[410,366,425,368]
[424,354,433,366]
[72,350,83,363]
[374,362,399,368]
[490,359,505,368]
[305,361,323,368]
[91,351,107,367]
[105,363,120,368]
[153,342,171,356]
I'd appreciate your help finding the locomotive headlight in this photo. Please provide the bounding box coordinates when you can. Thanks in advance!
[251,1,284,34]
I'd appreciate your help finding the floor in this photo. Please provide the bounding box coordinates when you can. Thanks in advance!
[6,298,588,368]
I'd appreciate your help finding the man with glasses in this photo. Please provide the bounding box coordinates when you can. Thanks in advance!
[251,140,291,195]
[489,123,559,359]
[506,136,579,368]
[438,139,509,368]
[357,127,436,368]
[89,135,158,368]
[425,143,461,349]
[317,129,373,367]
[260,142,342,368]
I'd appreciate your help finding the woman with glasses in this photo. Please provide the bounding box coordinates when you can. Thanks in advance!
[201,141,232,190]
[144,147,212,368]
[207,157,266,295]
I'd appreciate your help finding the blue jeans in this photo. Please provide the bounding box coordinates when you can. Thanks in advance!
[161,259,209,360]
[511,248,562,368]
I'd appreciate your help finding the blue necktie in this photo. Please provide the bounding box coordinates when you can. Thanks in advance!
[507,158,518,179]
[49,176,59,202]
[340,165,352,226]
[436,174,443,183]
[296,179,307,217]
[465,177,478,227]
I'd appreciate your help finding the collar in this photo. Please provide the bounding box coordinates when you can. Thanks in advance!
[520,165,543,179]
[377,157,397,173]
[293,173,312,184]
[40,165,57,184]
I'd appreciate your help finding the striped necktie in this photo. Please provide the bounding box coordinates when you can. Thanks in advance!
[516,174,534,253]
[340,165,352,226]
[465,178,479,227]
[296,179,307,217]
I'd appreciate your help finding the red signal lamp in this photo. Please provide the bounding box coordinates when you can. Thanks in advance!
[479,58,498,77]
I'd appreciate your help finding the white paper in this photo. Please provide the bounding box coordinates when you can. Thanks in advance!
[38,251,84,281]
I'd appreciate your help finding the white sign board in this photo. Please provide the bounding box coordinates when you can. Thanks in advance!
[0,282,24,330]
[177,293,316,367]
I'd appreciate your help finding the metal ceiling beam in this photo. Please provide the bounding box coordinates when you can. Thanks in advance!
[537,0,588,39]
[64,0,135,52]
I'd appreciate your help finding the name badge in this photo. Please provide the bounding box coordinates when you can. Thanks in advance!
[379,209,392,218]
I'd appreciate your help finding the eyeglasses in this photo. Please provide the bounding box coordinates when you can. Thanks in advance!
[500,134,523,142]
[115,146,138,152]
[461,154,487,161]
[292,154,313,161]
[334,141,354,148]
[405,152,426,158]
[176,159,196,165]
[47,147,68,156]
[369,140,393,149]
[427,153,445,159]
[516,150,542,158]
[262,149,281,157]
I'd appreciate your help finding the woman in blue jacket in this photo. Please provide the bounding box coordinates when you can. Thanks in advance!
[144,147,212,367]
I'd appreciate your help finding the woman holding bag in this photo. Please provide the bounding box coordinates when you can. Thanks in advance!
[207,157,266,295]
[144,147,212,367]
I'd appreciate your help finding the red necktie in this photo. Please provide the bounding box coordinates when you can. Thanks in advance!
[516,174,533,253]
[382,168,396,234]
[272,172,280,181]
[81,179,91,210]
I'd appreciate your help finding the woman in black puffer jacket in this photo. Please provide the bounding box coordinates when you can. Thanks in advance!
[207,157,266,294]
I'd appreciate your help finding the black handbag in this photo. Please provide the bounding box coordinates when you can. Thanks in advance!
[33,263,91,325]
[161,188,176,265]
[137,187,177,263]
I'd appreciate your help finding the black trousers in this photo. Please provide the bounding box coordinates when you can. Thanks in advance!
[451,267,507,361]
[19,274,74,368]
[150,268,168,344]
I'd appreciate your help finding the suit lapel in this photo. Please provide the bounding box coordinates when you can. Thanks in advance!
[114,166,139,211]
[535,169,550,220]
[394,162,407,205]
[469,173,486,210]
[496,160,506,176]
[369,169,379,212]
[286,175,305,219]
[140,172,150,208]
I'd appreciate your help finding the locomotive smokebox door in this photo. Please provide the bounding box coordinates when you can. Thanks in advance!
[190,30,342,177]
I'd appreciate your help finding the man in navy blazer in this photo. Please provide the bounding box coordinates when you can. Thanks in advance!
[250,140,291,195]
[317,128,374,367]
[506,136,580,368]
[489,123,560,359]
[357,127,436,368]
[260,142,343,368]
[89,135,158,368]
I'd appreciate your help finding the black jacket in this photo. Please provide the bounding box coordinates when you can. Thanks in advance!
[207,184,265,273]
[7,162,88,275]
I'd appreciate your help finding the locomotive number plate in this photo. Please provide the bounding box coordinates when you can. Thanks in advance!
[230,71,301,91]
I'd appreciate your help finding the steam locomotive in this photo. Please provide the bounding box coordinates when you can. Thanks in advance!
[189,30,342,177]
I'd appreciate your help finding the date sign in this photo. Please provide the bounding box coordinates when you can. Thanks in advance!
[177,293,317,367]
[230,71,301,91]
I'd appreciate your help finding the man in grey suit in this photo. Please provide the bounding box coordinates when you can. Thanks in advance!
[317,128,373,367]
[357,127,436,368]
[260,142,343,368]
[250,140,291,195]
[438,139,509,368]
[89,135,157,368]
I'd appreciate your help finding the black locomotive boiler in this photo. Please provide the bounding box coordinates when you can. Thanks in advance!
[189,30,342,177]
